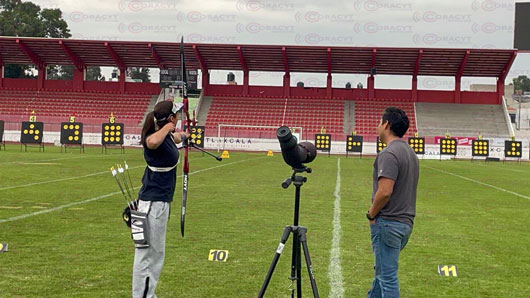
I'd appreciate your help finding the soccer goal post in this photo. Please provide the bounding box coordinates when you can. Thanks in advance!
[216,124,304,152]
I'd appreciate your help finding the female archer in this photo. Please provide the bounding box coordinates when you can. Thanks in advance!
[132,100,189,298]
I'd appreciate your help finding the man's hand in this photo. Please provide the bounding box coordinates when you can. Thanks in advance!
[368,177,395,225]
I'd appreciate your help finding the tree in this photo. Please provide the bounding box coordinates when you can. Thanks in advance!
[513,75,530,93]
[0,0,71,78]
[127,67,151,82]
[86,66,105,81]
[46,65,73,80]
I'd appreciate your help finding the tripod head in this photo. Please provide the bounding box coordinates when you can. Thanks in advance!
[281,167,311,189]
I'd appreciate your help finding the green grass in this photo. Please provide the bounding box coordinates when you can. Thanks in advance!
[0,144,529,297]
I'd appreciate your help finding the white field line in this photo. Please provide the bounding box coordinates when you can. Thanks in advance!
[14,162,60,165]
[423,165,530,201]
[328,158,345,298]
[0,166,144,191]
[0,156,209,191]
[0,154,109,165]
[0,157,265,224]
[474,162,530,174]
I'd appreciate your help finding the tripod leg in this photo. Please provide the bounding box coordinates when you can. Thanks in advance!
[299,227,320,298]
[290,227,302,298]
[258,226,292,298]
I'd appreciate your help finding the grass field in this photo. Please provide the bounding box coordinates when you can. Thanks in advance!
[0,144,529,297]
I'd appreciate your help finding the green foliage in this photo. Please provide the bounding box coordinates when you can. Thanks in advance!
[86,66,105,81]
[128,67,151,82]
[46,65,73,80]
[0,0,70,78]
[0,0,70,37]
[512,75,530,92]
[4,63,36,78]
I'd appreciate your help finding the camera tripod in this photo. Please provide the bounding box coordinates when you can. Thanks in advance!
[258,167,319,298]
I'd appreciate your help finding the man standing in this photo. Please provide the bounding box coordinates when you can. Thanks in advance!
[366,107,419,298]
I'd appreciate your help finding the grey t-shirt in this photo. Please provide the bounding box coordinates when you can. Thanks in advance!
[372,139,419,226]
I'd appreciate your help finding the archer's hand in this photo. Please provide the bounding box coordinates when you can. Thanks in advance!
[172,131,190,144]
[163,122,176,133]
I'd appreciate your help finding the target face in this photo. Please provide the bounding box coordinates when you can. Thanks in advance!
[346,135,363,153]
[440,138,457,156]
[505,141,522,158]
[408,137,425,155]
[472,140,489,157]
[102,123,124,145]
[60,122,83,144]
[315,134,331,151]
[20,122,43,144]
[190,126,205,148]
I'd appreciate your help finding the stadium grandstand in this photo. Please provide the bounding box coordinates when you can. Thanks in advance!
[0,36,518,151]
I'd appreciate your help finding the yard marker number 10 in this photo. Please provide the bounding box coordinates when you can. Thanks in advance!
[438,265,458,277]
[208,249,229,262]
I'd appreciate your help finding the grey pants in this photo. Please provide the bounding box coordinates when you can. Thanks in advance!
[132,200,170,298]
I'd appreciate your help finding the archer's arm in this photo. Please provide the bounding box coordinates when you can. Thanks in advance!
[146,123,175,149]
[171,131,191,144]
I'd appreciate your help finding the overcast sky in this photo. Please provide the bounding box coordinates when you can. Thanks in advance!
[31,0,530,90]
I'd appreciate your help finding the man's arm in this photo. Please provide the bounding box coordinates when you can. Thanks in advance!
[369,177,395,223]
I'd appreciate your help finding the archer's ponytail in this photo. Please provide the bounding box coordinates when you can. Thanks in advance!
[141,112,156,148]
[142,101,175,148]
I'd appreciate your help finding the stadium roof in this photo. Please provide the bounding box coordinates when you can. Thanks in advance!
[0,36,517,78]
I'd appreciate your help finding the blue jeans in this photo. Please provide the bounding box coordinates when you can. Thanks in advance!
[367,217,413,298]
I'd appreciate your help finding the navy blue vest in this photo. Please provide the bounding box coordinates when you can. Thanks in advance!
[138,134,179,202]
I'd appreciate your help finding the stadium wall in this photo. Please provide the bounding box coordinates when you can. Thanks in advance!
[207,84,498,104]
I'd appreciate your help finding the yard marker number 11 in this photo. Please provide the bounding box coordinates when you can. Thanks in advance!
[438,265,458,277]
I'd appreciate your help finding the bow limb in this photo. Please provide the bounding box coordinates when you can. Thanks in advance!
[180,37,190,237]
